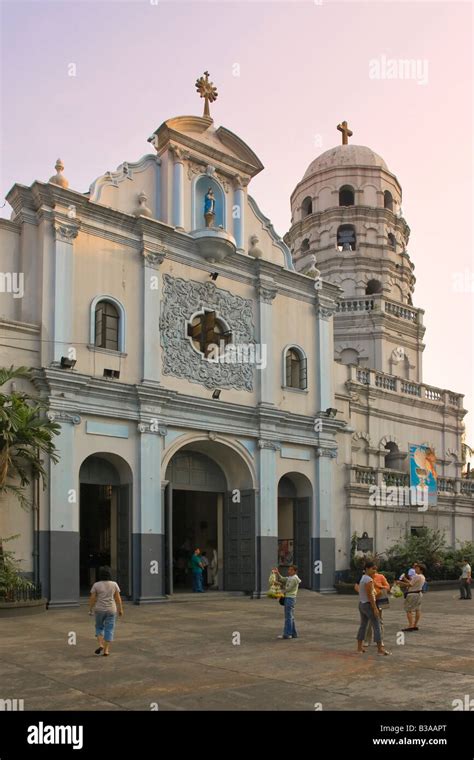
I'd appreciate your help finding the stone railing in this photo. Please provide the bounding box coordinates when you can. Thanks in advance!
[383,470,409,487]
[348,366,463,408]
[384,299,418,323]
[350,468,473,498]
[356,368,370,385]
[375,373,397,391]
[337,295,422,325]
[460,480,474,495]
[437,477,456,493]
[353,467,377,485]
[337,298,375,314]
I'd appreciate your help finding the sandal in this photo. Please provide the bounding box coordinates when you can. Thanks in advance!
[378,649,392,655]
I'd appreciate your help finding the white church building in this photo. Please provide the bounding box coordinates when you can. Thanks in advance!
[1,75,472,606]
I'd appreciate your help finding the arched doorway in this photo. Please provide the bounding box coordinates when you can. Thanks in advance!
[278,473,312,588]
[79,454,132,596]
[164,440,256,594]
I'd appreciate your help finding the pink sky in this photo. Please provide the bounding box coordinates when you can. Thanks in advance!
[1,0,473,448]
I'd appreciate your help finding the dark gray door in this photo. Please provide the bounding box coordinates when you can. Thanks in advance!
[224,490,255,592]
[294,497,310,588]
[117,485,130,596]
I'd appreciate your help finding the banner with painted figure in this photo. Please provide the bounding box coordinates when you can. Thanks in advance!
[409,444,438,506]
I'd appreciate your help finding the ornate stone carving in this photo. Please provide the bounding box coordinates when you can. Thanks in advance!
[255,279,277,304]
[316,447,337,458]
[314,299,338,320]
[47,410,81,425]
[258,440,281,451]
[185,158,230,192]
[169,145,189,162]
[54,222,80,243]
[187,160,203,180]
[137,422,167,435]
[233,174,250,190]
[216,174,230,193]
[160,275,255,391]
[208,431,217,440]
[143,250,165,268]
[141,238,166,268]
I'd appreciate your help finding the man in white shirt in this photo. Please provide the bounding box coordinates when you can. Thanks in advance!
[459,558,472,600]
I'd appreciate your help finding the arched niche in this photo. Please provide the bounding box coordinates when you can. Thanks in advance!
[194,176,225,229]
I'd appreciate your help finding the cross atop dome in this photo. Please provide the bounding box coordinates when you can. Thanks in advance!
[337,120,353,145]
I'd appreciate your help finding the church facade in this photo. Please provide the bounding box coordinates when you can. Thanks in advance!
[1,77,473,605]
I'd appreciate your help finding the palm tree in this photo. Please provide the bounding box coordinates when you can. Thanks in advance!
[0,366,60,508]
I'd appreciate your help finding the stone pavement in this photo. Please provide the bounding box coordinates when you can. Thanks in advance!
[0,589,472,711]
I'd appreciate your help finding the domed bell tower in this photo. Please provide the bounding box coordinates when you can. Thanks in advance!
[285,121,425,381]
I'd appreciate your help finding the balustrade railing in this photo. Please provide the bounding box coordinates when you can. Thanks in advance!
[383,471,409,486]
[351,468,473,498]
[461,480,474,495]
[437,477,456,493]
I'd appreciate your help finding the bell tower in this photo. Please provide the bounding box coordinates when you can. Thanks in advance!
[285,122,426,381]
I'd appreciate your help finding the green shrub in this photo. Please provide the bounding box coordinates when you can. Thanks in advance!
[0,536,33,601]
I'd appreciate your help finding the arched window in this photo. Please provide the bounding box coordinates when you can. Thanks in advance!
[366,279,383,295]
[94,301,119,351]
[283,346,307,390]
[301,238,310,253]
[387,232,396,248]
[301,196,313,217]
[339,185,355,206]
[90,296,126,352]
[337,224,356,251]
[384,190,393,211]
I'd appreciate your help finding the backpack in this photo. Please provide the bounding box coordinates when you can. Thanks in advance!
[422,581,428,593]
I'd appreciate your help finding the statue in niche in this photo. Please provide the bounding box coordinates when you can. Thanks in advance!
[204,187,216,228]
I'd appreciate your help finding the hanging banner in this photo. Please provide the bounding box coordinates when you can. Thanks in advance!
[409,444,438,506]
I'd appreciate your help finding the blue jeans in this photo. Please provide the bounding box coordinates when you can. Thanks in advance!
[192,571,203,592]
[283,597,297,637]
[357,602,382,643]
[95,611,116,642]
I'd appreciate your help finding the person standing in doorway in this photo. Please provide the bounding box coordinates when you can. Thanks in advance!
[272,565,301,639]
[201,552,209,588]
[459,558,472,600]
[356,562,391,655]
[191,548,204,593]
[209,548,218,589]
[89,566,123,656]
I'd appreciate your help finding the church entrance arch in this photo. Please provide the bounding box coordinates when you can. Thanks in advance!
[164,440,256,594]
[79,454,132,596]
[277,473,312,588]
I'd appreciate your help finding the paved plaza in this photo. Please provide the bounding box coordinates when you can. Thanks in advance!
[0,589,472,712]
